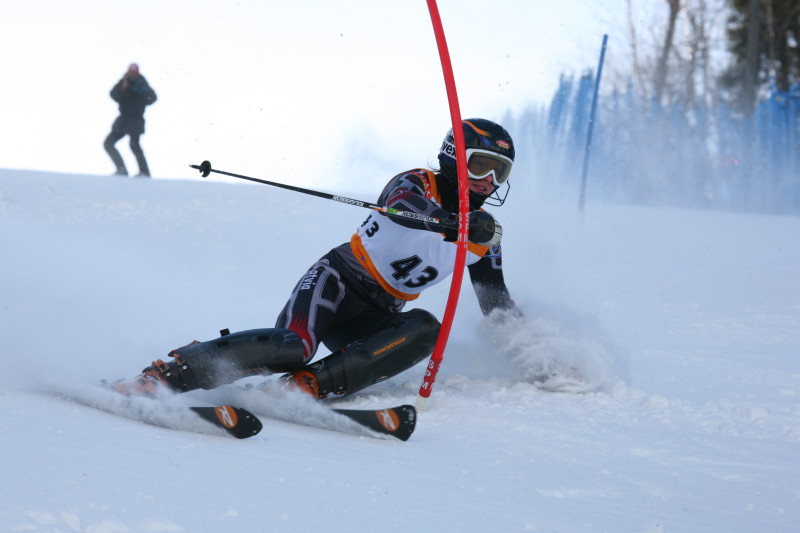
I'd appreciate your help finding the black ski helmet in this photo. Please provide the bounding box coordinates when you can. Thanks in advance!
[438,118,515,207]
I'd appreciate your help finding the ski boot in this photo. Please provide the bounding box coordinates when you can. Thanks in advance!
[108,370,167,397]
[110,328,308,397]
[108,353,193,397]
[281,369,321,398]
[111,341,213,397]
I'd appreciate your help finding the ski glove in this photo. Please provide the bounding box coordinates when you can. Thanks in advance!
[443,211,503,247]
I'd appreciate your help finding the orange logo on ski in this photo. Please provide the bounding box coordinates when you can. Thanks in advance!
[375,409,400,432]
[215,406,238,428]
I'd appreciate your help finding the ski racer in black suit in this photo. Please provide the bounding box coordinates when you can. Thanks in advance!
[113,119,520,398]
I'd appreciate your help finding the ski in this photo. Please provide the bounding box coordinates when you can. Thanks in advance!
[51,382,263,440]
[228,384,417,441]
[83,377,415,441]
[188,405,263,439]
[330,404,416,441]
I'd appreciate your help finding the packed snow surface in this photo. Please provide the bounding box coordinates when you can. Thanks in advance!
[1,168,798,532]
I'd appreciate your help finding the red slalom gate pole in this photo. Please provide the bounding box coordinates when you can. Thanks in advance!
[416,0,469,412]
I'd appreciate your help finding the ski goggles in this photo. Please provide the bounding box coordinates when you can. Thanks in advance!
[466,148,513,187]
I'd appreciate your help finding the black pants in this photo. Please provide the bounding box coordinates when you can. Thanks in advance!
[275,256,402,362]
[104,129,150,176]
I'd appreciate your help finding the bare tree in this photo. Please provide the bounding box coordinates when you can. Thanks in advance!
[654,0,682,104]
[723,0,800,114]
[741,0,762,114]
[626,0,648,92]
[617,0,729,106]
[671,0,729,107]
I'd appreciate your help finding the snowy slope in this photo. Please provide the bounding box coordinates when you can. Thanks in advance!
[1,168,798,533]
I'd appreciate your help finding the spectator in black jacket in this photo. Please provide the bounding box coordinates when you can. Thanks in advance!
[103,63,157,177]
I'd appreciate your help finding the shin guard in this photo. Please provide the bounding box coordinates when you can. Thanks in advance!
[307,309,440,397]
[149,328,306,392]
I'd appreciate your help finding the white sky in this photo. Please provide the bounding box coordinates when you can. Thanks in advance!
[1,1,658,190]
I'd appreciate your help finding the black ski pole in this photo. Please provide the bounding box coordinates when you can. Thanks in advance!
[190,160,455,230]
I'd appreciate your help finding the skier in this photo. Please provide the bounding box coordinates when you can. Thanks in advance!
[113,118,519,399]
[103,63,157,177]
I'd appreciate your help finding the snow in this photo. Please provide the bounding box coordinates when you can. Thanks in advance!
[1,167,799,532]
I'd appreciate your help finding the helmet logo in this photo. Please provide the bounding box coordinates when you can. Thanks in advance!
[496,140,510,150]
[440,139,457,158]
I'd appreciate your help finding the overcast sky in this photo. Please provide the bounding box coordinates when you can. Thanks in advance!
[1,1,660,189]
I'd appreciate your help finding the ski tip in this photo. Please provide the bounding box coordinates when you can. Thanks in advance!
[190,405,263,439]
[384,404,416,442]
[335,404,416,441]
